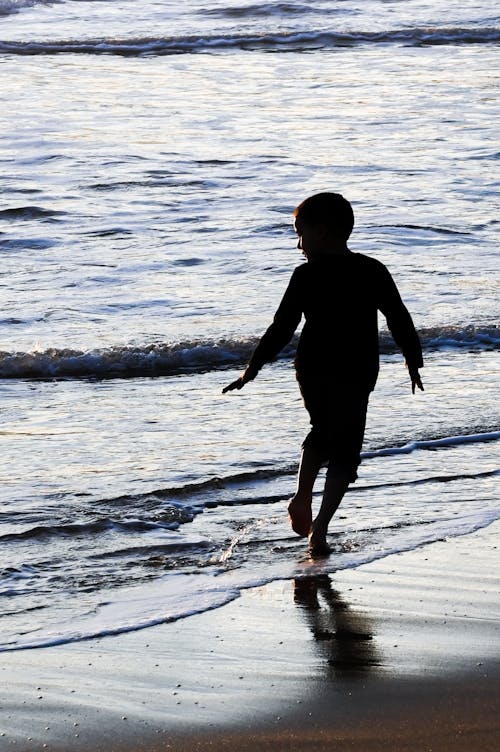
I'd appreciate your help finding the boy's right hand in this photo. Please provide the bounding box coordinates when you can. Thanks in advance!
[222,364,258,394]
[222,377,246,393]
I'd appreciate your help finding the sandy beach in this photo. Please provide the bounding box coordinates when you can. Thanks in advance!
[1,521,499,752]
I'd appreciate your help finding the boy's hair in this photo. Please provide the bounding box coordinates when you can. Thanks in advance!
[294,192,354,240]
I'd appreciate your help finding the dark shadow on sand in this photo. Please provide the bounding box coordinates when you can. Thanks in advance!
[293,574,381,677]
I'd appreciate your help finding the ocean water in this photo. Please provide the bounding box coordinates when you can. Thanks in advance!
[0,0,498,651]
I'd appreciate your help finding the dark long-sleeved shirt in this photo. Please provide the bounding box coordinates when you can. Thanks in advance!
[248,253,423,392]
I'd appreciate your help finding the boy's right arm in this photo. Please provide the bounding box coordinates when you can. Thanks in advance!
[222,267,303,394]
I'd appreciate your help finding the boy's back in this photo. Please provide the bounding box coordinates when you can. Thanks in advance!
[249,251,423,391]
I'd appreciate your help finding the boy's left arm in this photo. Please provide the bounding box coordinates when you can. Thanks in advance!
[408,366,424,394]
[377,265,424,394]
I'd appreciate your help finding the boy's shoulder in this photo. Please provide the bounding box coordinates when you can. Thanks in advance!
[351,252,390,274]
[294,253,389,275]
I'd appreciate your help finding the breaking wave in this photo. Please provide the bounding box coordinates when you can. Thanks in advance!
[0,0,59,17]
[1,28,499,57]
[0,324,497,380]
[0,206,66,221]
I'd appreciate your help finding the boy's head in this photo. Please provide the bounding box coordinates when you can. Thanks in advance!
[294,192,354,240]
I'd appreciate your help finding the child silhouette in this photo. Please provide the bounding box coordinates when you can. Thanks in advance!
[223,192,423,556]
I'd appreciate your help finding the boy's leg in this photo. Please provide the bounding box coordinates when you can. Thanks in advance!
[288,445,323,537]
[308,473,350,555]
[308,389,369,556]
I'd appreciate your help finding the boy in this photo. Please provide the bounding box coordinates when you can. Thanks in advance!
[223,192,423,557]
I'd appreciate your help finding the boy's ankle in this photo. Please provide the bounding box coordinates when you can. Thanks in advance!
[290,492,312,507]
[309,522,327,543]
[308,528,331,558]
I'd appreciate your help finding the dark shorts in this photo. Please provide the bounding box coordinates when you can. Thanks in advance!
[298,377,370,483]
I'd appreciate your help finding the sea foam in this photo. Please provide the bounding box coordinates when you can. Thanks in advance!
[2,507,498,652]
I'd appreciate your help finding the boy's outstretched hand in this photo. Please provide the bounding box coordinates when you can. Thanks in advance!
[222,364,258,394]
[222,376,246,393]
[409,367,424,394]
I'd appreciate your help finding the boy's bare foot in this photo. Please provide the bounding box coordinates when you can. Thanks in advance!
[308,526,331,558]
[308,537,331,558]
[288,496,312,537]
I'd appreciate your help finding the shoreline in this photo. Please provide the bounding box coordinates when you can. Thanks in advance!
[1,522,499,752]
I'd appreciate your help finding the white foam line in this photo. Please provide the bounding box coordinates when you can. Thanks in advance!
[2,509,499,653]
[362,431,500,459]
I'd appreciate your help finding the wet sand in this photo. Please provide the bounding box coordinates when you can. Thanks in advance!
[1,522,499,752]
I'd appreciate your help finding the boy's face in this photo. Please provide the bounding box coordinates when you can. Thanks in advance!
[293,216,326,260]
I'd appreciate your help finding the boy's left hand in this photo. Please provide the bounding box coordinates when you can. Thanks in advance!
[409,367,424,394]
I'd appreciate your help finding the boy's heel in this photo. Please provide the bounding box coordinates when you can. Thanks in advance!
[287,498,312,537]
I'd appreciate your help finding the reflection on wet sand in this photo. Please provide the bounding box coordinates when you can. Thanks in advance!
[293,574,381,677]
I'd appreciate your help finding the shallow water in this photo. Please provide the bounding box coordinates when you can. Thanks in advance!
[0,0,498,650]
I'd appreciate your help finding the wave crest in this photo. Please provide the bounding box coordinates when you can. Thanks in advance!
[0,206,65,221]
[0,338,257,379]
[1,28,499,57]
[0,0,58,18]
[0,324,497,380]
